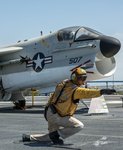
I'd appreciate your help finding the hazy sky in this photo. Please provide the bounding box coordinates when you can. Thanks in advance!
[0,0,123,80]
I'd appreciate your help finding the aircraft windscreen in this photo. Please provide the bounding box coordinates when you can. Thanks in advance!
[84,27,103,35]
[75,27,102,41]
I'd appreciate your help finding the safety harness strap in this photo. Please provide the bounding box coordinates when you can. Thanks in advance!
[54,82,67,105]
[72,88,80,104]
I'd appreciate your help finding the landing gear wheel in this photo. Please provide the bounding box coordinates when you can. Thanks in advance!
[13,100,26,110]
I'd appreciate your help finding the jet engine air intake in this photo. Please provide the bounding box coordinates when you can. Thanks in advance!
[95,57,116,77]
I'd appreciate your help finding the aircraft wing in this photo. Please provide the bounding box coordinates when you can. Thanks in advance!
[0,46,23,55]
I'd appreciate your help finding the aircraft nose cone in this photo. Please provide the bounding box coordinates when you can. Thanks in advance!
[100,36,121,58]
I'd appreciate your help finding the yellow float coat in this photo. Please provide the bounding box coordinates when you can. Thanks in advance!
[48,80,101,117]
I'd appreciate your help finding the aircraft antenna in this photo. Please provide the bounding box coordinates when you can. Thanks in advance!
[40,31,43,36]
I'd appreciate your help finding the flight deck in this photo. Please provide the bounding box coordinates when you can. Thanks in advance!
[0,96,123,150]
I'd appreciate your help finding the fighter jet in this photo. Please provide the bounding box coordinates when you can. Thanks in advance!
[0,26,121,108]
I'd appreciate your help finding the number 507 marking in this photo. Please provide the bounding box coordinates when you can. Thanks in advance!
[69,56,83,64]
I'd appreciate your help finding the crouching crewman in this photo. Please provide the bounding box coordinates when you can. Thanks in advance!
[23,67,116,145]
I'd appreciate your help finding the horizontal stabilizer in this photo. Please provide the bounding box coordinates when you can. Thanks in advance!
[0,46,23,55]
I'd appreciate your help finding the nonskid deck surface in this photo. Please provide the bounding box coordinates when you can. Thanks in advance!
[0,96,123,150]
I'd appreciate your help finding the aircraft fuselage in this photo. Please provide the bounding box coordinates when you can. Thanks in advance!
[0,26,121,96]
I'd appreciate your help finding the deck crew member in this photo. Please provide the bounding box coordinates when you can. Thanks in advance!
[45,67,115,144]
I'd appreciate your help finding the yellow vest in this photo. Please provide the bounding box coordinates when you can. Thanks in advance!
[47,80,78,117]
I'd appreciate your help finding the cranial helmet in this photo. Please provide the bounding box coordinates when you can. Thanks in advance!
[71,67,87,84]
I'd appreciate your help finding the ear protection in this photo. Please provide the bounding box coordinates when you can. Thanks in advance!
[71,67,87,82]
[71,72,77,81]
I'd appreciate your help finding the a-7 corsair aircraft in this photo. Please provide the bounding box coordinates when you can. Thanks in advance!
[0,26,121,108]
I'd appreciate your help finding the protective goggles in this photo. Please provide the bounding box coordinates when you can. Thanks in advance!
[77,74,87,81]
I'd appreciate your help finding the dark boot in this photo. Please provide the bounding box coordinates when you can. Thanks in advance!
[22,134,30,142]
[49,131,64,145]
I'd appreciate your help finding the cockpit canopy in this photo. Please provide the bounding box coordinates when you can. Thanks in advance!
[57,26,103,42]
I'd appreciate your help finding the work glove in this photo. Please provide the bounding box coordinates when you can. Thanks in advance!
[100,89,116,95]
